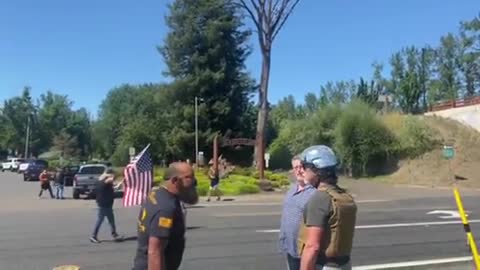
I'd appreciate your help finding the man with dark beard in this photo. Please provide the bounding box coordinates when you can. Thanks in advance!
[133,162,198,270]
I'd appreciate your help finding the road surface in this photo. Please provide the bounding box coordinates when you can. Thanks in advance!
[0,171,478,270]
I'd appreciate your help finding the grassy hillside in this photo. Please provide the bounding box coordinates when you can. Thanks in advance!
[385,115,480,188]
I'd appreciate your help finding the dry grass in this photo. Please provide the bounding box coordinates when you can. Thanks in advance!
[387,115,480,188]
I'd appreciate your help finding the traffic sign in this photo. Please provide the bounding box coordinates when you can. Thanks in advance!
[442,145,455,160]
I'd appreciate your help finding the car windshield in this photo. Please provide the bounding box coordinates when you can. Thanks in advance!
[78,166,105,174]
[34,160,48,167]
[68,166,79,172]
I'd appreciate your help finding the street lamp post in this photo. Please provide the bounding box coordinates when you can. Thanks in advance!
[24,116,30,158]
[195,97,203,167]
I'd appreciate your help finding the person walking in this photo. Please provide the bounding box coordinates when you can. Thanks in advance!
[279,155,316,270]
[132,162,198,270]
[297,145,357,270]
[54,167,65,199]
[206,162,221,202]
[90,168,122,243]
[38,169,54,198]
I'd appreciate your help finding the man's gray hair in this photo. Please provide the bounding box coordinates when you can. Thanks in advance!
[291,155,302,161]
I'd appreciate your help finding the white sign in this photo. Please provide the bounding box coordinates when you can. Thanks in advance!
[264,153,271,168]
[427,210,469,219]
[129,147,135,156]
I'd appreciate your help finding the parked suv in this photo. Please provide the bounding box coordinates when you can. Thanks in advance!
[2,158,25,172]
[23,160,49,181]
[19,159,48,174]
[72,164,107,199]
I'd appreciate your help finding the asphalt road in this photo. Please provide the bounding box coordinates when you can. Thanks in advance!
[0,171,479,270]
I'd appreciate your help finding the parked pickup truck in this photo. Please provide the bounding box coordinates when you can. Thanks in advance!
[1,158,25,172]
[72,164,107,199]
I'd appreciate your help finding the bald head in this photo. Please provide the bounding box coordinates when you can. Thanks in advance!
[163,162,198,204]
[163,162,193,181]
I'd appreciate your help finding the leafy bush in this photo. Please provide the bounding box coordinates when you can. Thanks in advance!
[230,166,255,176]
[382,113,437,158]
[268,104,343,170]
[268,140,293,170]
[334,100,396,177]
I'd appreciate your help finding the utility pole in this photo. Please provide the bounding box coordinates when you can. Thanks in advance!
[24,116,30,158]
[195,96,199,167]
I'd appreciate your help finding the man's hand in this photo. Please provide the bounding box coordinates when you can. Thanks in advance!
[300,226,324,270]
[148,236,165,270]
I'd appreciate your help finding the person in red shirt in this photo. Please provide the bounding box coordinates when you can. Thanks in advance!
[38,169,54,198]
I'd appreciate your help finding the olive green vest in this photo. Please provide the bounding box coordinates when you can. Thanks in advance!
[297,185,357,258]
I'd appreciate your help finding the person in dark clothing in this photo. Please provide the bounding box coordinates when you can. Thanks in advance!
[132,162,198,270]
[54,168,65,199]
[90,168,121,243]
[38,169,54,198]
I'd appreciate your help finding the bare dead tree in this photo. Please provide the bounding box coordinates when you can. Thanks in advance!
[236,0,301,179]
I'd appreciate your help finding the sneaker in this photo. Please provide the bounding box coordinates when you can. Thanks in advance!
[112,233,123,241]
[90,237,101,244]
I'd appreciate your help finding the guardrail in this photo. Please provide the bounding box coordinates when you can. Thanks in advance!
[429,96,480,112]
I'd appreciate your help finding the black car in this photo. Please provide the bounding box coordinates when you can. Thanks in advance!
[23,160,49,181]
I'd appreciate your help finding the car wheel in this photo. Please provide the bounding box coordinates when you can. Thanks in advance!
[73,190,80,200]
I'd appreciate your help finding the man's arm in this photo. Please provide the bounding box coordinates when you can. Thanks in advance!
[300,226,325,270]
[147,208,174,270]
[148,236,166,270]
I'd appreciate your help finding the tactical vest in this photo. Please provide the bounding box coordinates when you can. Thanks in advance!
[297,185,357,259]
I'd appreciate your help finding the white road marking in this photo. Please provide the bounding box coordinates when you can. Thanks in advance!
[427,209,470,219]
[255,219,480,233]
[195,199,389,208]
[352,256,472,270]
[213,212,281,217]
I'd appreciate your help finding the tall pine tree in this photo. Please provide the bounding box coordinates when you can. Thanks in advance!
[159,0,255,160]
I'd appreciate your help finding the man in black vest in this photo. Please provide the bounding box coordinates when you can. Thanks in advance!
[133,162,198,270]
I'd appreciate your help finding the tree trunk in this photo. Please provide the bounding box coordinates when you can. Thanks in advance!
[254,47,271,180]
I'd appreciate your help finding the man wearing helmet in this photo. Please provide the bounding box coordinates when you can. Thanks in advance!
[298,145,357,270]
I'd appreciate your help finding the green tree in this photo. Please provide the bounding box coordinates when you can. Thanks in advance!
[95,84,170,163]
[418,47,435,110]
[458,18,480,98]
[2,87,37,156]
[269,95,299,130]
[304,92,319,115]
[51,130,80,159]
[159,0,255,161]
[319,81,355,105]
[436,33,461,101]
[390,47,423,113]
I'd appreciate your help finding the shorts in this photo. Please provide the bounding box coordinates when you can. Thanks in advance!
[316,261,352,270]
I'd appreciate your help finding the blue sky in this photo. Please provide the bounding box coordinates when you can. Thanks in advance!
[1,0,479,116]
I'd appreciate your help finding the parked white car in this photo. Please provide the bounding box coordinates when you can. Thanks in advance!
[1,158,25,172]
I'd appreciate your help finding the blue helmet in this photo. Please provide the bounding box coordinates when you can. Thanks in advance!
[300,145,338,169]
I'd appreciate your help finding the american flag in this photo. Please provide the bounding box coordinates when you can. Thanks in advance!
[123,144,153,207]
